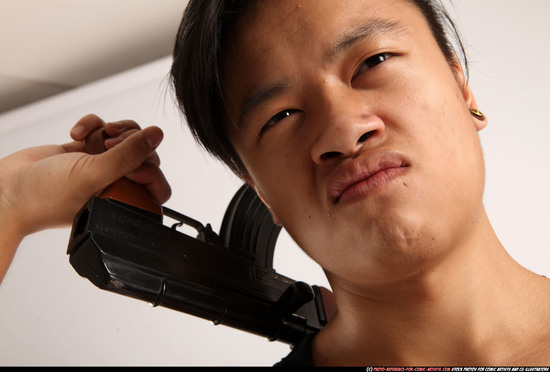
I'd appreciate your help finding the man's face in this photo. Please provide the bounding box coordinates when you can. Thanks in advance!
[223,0,487,289]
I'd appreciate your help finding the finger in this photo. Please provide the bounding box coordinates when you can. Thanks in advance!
[60,141,85,153]
[146,152,161,167]
[125,163,172,205]
[104,120,142,137]
[103,128,140,149]
[86,126,164,189]
[83,128,108,154]
[104,136,122,149]
[70,114,106,141]
[104,137,161,167]
[7,144,68,165]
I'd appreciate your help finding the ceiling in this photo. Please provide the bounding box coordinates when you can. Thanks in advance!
[0,0,189,114]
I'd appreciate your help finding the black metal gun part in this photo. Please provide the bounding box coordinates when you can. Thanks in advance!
[67,184,332,345]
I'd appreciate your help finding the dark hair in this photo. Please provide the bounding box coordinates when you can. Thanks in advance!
[170,0,467,178]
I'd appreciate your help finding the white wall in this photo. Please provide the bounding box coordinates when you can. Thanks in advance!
[0,0,549,366]
[447,0,550,275]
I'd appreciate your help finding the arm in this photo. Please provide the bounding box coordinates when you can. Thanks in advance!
[0,206,25,285]
[0,114,171,283]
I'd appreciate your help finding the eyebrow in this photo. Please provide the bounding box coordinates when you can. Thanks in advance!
[325,18,405,63]
[236,19,406,129]
[237,83,289,129]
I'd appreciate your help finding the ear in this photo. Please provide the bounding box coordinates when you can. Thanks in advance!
[243,176,282,226]
[255,188,282,226]
[460,80,488,132]
[451,58,488,132]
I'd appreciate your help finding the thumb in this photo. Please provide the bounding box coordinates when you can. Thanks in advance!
[85,126,163,188]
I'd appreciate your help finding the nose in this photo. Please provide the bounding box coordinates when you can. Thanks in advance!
[310,87,385,166]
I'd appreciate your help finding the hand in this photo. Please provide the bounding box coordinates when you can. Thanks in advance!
[0,114,171,282]
[70,114,171,206]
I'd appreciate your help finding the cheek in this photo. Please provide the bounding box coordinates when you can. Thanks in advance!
[239,149,313,226]
[393,66,476,163]
[239,129,313,186]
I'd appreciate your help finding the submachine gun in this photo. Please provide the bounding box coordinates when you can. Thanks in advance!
[67,179,335,346]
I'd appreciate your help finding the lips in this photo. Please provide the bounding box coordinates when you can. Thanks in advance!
[327,151,409,204]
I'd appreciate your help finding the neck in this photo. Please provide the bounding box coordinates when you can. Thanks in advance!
[315,208,550,365]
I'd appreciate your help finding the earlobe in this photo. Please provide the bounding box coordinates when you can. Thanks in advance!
[259,194,282,226]
[469,107,488,131]
[463,85,488,132]
[456,70,488,132]
[266,205,282,226]
[449,56,489,131]
[248,182,282,226]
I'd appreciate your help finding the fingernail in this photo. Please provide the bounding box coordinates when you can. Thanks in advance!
[144,129,163,149]
[71,125,85,138]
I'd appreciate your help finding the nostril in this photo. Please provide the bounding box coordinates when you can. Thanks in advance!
[320,151,342,161]
[357,131,374,144]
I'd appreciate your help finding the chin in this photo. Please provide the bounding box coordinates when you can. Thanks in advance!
[350,215,451,284]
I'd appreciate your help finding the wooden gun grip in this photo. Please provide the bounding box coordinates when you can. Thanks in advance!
[99,178,162,216]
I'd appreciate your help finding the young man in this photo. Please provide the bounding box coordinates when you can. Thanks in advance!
[1,0,549,365]
[171,0,550,365]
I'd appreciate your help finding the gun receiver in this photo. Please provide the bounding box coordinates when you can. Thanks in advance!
[67,183,334,345]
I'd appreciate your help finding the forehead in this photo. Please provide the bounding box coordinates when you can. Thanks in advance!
[222,0,431,125]
[225,0,424,64]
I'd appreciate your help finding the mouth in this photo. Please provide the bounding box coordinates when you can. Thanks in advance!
[327,151,409,204]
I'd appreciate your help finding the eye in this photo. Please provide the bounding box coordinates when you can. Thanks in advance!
[355,52,393,77]
[260,109,299,137]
